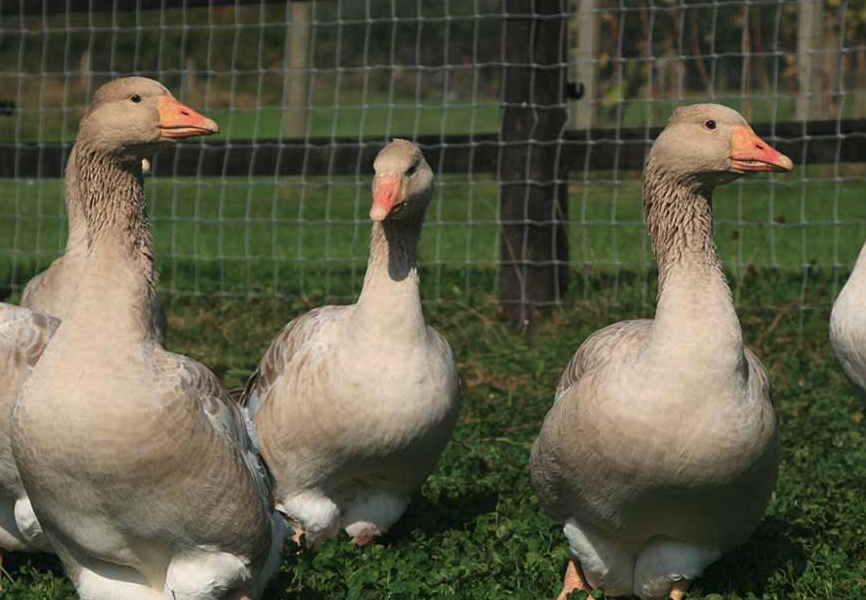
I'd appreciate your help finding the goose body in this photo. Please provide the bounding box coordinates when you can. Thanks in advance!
[530,105,790,600]
[241,140,459,547]
[830,240,866,399]
[0,303,58,556]
[21,146,168,346]
[11,78,284,600]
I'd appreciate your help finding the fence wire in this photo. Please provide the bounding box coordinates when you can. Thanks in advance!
[0,0,863,309]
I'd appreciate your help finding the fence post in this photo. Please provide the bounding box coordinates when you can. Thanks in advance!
[182,56,198,101]
[283,0,311,139]
[796,0,824,120]
[570,0,598,130]
[78,50,91,92]
[499,0,570,332]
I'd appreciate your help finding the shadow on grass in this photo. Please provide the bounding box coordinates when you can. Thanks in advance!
[699,515,810,598]
[386,487,499,543]
[1,549,67,584]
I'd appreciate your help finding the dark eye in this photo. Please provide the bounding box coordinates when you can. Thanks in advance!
[405,161,419,177]
[705,119,717,130]
[129,94,142,103]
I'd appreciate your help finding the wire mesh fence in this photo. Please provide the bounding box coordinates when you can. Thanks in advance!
[0,0,864,312]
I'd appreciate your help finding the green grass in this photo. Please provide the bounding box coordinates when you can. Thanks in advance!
[0,268,863,600]
[3,168,866,301]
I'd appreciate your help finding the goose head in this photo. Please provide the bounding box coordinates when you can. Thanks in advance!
[370,139,434,222]
[649,104,793,186]
[78,76,218,161]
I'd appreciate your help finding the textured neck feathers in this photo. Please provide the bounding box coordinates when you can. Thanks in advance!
[643,158,724,290]
[73,146,159,341]
[643,156,742,362]
[64,145,88,253]
[353,216,425,339]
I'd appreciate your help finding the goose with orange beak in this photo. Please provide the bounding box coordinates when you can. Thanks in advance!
[239,139,459,550]
[12,77,282,600]
[531,104,791,600]
[369,144,430,222]
[19,85,215,342]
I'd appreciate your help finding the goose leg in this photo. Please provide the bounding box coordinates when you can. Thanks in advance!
[291,526,305,546]
[669,579,691,600]
[351,534,376,547]
[557,554,591,600]
[352,535,376,548]
[285,515,308,549]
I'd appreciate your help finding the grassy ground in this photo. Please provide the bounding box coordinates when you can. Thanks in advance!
[0,267,863,600]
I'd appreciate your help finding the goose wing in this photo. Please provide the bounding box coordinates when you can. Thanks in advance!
[555,319,652,401]
[158,351,275,515]
[0,304,60,393]
[238,306,346,424]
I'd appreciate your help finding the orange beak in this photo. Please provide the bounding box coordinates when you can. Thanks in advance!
[730,126,793,173]
[157,96,219,139]
[370,175,403,221]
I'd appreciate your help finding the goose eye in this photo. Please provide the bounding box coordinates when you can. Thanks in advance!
[704,119,717,130]
[405,161,419,177]
[129,94,142,103]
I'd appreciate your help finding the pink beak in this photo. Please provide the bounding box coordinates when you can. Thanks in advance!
[730,126,793,173]
[370,176,402,221]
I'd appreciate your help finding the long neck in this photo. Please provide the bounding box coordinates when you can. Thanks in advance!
[352,217,426,341]
[64,145,88,254]
[644,158,742,362]
[72,147,158,342]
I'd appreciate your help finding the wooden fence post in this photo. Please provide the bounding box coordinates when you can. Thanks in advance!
[499,0,570,332]
[796,0,824,120]
[283,0,311,139]
[571,0,598,130]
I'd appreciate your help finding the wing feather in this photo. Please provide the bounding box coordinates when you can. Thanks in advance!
[155,351,275,514]
[238,306,346,423]
[0,304,60,374]
[555,319,652,401]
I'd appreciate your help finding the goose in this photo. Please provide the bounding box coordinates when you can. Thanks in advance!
[830,241,866,400]
[239,139,460,548]
[530,105,791,600]
[11,77,286,600]
[21,146,168,346]
[0,97,165,574]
